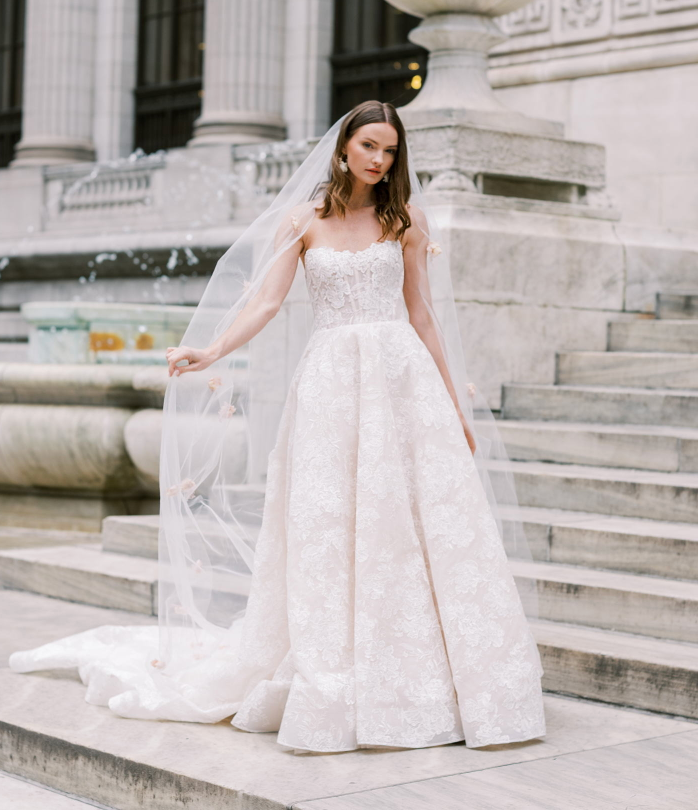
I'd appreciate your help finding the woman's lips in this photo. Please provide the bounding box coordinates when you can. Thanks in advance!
[366,169,380,175]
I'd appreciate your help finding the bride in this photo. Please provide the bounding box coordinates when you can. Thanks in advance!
[10,100,546,754]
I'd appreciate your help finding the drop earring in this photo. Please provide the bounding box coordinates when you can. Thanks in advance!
[382,172,390,183]
[339,156,348,173]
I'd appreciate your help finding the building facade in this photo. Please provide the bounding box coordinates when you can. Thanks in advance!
[1,0,696,229]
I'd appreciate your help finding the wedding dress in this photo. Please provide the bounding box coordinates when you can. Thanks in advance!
[10,236,546,753]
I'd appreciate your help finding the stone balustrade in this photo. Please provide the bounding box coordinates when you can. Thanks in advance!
[44,154,166,224]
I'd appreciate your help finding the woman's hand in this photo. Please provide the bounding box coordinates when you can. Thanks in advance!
[166,345,215,377]
[457,409,477,455]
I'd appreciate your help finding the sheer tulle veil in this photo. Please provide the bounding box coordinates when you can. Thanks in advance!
[154,102,540,686]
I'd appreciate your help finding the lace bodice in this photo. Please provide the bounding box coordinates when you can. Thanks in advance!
[303,239,410,331]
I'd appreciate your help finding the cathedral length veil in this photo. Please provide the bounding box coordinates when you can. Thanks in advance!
[10,107,542,723]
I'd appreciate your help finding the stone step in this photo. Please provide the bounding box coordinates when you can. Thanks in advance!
[102,512,261,559]
[513,504,698,579]
[492,459,698,524]
[501,382,698,428]
[511,559,698,643]
[657,291,698,320]
[0,526,101,551]
[102,514,160,558]
[489,418,698,473]
[0,543,159,614]
[608,319,698,353]
[4,652,693,810]
[4,541,696,644]
[532,619,698,719]
[107,504,698,583]
[0,542,250,615]
[556,350,698,390]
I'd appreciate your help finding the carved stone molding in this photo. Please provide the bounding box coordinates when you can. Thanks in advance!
[498,0,698,42]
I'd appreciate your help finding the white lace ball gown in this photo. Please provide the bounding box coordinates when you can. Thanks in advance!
[9,237,546,753]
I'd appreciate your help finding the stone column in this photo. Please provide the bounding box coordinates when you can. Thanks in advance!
[13,0,98,166]
[283,0,334,140]
[93,0,138,162]
[189,0,287,146]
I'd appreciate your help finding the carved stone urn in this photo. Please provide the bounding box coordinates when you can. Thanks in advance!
[387,0,561,137]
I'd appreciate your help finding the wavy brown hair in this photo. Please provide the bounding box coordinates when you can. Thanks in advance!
[316,100,412,242]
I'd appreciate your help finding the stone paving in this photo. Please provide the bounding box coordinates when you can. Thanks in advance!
[2,589,696,809]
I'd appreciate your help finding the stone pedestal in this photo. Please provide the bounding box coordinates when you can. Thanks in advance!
[403,118,621,409]
[389,0,561,137]
[13,0,98,166]
[189,0,287,146]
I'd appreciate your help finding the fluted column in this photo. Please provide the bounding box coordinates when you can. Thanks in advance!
[283,0,334,140]
[93,0,138,162]
[189,0,287,146]
[13,0,98,166]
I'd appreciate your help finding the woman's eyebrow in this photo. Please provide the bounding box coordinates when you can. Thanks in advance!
[363,137,398,147]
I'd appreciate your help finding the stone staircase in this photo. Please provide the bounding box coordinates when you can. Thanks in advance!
[496,290,698,718]
[0,292,697,724]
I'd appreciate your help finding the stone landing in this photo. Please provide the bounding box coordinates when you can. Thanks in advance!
[1,590,696,810]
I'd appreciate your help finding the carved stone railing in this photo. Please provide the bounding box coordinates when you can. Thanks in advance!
[44,153,167,227]
[231,139,315,215]
[38,142,319,233]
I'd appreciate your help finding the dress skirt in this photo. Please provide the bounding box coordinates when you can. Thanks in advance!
[227,318,546,752]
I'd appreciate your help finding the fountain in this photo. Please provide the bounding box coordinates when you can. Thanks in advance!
[22,301,195,365]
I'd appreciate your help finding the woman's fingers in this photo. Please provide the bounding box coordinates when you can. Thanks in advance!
[166,346,207,377]
[167,348,190,376]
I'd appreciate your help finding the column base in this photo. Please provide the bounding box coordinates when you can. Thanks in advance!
[12,136,96,166]
[397,105,564,139]
[189,111,287,146]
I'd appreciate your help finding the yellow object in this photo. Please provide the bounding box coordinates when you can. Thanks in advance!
[89,332,125,352]
[135,332,155,350]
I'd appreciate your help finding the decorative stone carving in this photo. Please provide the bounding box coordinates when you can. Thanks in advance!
[498,0,698,45]
[615,0,650,19]
[501,0,552,34]
[560,0,605,29]
[654,0,698,10]
[427,170,479,192]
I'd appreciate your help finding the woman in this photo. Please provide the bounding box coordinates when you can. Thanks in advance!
[10,100,546,754]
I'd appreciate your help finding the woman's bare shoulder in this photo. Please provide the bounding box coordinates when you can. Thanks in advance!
[406,202,427,225]
[400,203,427,248]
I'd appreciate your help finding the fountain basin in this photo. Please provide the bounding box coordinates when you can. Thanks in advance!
[21,301,197,365]
[0,362,248,529]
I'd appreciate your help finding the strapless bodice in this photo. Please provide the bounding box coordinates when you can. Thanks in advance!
[303,239,410,331]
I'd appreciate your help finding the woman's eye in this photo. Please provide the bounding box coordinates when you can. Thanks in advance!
[363,143,395,154]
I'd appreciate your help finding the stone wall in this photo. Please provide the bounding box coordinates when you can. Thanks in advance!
[490,0,698,231]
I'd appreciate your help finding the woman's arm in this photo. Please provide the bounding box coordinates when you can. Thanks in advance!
[402,204,476,454]
[166,212,304,377]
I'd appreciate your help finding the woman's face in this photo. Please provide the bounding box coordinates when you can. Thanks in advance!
[344,123,399,185]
